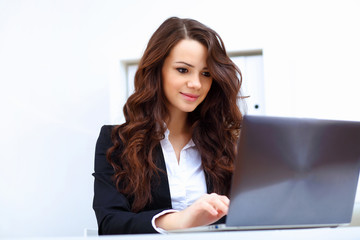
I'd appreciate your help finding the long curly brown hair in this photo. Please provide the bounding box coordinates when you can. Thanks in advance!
[107,17,243,212]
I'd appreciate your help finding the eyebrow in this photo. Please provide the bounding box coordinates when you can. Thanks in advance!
[175,61,208,70]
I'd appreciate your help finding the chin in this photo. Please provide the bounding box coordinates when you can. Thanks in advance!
[179,105,197,113]
[185,106,199,113]
[175,101,202,113]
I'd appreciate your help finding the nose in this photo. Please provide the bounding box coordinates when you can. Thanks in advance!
[187,74,201,89]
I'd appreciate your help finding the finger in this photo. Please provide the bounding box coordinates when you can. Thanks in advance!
[218,195,230,206]
[196,193,229,216]
[211,198,229,215]
[202,200,219,216]
[206,194,230,215]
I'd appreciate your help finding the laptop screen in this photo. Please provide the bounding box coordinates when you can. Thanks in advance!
[227,115,360,227]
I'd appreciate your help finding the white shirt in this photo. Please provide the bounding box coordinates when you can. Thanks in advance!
[151,129,207,233]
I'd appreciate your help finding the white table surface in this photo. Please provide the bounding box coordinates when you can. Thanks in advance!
[99,227,360,240]
[11,227,360,240]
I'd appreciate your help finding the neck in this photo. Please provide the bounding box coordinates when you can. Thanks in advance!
[166,109,190,136]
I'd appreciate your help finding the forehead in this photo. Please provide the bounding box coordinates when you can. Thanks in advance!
[167,39,208,65]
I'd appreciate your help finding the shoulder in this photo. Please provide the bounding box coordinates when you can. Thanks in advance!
[94,125,118,172]
[96,125,116,149]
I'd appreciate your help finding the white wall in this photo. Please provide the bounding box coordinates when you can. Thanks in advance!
[0,0,359,238]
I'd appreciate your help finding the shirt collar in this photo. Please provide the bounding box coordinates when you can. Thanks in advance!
[162,128,196,150]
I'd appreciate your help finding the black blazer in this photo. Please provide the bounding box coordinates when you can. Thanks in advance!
[92,125,222,235]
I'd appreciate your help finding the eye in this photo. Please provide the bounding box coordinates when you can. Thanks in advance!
[202,71,211,77]
[176,68,188,73]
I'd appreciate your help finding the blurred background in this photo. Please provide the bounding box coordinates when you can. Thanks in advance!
[0,0,359,237]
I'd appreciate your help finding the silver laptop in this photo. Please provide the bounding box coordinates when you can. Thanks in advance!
[171,115,360,233]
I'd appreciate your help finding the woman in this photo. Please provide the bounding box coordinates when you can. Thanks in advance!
[93,16,243,234]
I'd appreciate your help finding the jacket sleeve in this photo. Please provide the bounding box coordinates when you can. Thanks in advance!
[92,125,167,235]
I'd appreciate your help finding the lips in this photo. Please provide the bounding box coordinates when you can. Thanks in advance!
[180,92,200,102]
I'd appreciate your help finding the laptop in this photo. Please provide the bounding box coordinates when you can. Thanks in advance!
[171,115,360,233]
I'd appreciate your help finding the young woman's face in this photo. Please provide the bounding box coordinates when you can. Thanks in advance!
[162,39,212,116]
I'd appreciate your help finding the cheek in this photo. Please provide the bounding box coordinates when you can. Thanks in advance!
[162,71,172,91]
[203,79,213,95]
[164,73,182,91]
[162,73,179,99]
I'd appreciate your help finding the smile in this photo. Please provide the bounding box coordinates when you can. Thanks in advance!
[180,92,200,102]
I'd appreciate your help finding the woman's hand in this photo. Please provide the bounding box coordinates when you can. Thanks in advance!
[155,193,230,230]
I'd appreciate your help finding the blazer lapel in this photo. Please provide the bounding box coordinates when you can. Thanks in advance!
[148,144,172,209]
